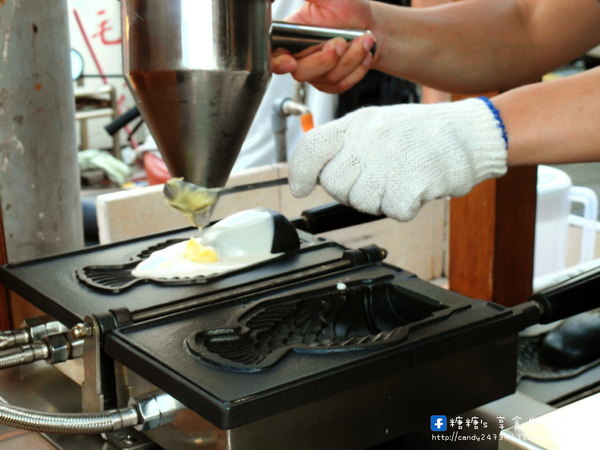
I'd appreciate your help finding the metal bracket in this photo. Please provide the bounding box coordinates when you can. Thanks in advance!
[81,315,105,412]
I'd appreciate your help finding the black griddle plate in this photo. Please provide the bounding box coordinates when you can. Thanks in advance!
[105,263,521,429]
[0,227,523,431]
[0,227,344,326]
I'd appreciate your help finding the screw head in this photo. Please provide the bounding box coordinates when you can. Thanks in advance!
[71,322,92,339]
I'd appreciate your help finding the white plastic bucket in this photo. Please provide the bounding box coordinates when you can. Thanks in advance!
[534,165,598,279]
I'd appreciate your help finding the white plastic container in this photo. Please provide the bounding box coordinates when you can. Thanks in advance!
[534,165,598,279]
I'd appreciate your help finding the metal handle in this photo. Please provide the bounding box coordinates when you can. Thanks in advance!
[271,21,376,55]
[218,177,288,196]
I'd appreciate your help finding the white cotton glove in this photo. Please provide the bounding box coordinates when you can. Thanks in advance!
[289,98,508,221]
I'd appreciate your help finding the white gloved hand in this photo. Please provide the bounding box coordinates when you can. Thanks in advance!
[289,97,508,221]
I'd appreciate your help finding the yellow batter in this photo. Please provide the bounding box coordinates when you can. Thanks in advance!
[183,238,219,263]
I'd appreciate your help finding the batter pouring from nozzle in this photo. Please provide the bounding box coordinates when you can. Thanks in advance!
[163,177,289,228]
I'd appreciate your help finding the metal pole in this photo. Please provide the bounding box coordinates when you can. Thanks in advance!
[0,0,83,262]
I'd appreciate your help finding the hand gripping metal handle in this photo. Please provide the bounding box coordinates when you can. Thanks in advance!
[271,21,376,55]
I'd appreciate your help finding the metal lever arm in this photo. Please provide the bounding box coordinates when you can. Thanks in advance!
[217,177,289,196]
[271,21,376,55]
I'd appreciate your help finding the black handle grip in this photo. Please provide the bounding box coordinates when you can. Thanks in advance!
[104,106,141,136]
[530,266,600,324]
[292,202,384,234]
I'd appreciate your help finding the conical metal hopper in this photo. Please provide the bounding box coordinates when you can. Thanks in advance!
[122,0,271,188]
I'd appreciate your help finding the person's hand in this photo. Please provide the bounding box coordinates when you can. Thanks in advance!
[272,0,376,94]
[289,98,509,221]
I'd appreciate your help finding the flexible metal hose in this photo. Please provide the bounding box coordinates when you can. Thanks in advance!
[0,343,48,369]
[0,329,29,350]
[0,401,140,434]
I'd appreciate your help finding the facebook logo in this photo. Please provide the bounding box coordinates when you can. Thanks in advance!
[430,415,447,432]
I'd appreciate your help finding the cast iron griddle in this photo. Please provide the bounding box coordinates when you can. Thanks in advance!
[105,263,520,428]
[0,227,346,326]
[0,225,525,431]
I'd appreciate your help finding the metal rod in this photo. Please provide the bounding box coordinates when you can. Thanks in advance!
[218,178,289,196]
[271,21,376,55]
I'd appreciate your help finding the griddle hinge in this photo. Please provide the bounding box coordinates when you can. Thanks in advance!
[94,308,133,334]
[110,308,134,328]
[342,245,388,266]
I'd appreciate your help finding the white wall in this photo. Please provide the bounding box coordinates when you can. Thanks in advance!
[68,0,146,151]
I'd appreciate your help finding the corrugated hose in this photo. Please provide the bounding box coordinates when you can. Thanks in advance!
[0,401,140,434]
[0,343,48,370]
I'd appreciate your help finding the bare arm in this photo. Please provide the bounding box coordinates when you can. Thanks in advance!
[372,0,600,93]
[410,0,452,104]
[275,0,600,94]
[494,66,600,165]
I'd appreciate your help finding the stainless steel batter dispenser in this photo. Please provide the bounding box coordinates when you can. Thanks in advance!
[121,0,372,188]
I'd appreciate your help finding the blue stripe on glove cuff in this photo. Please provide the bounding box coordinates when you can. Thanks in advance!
[478,96,509,149]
